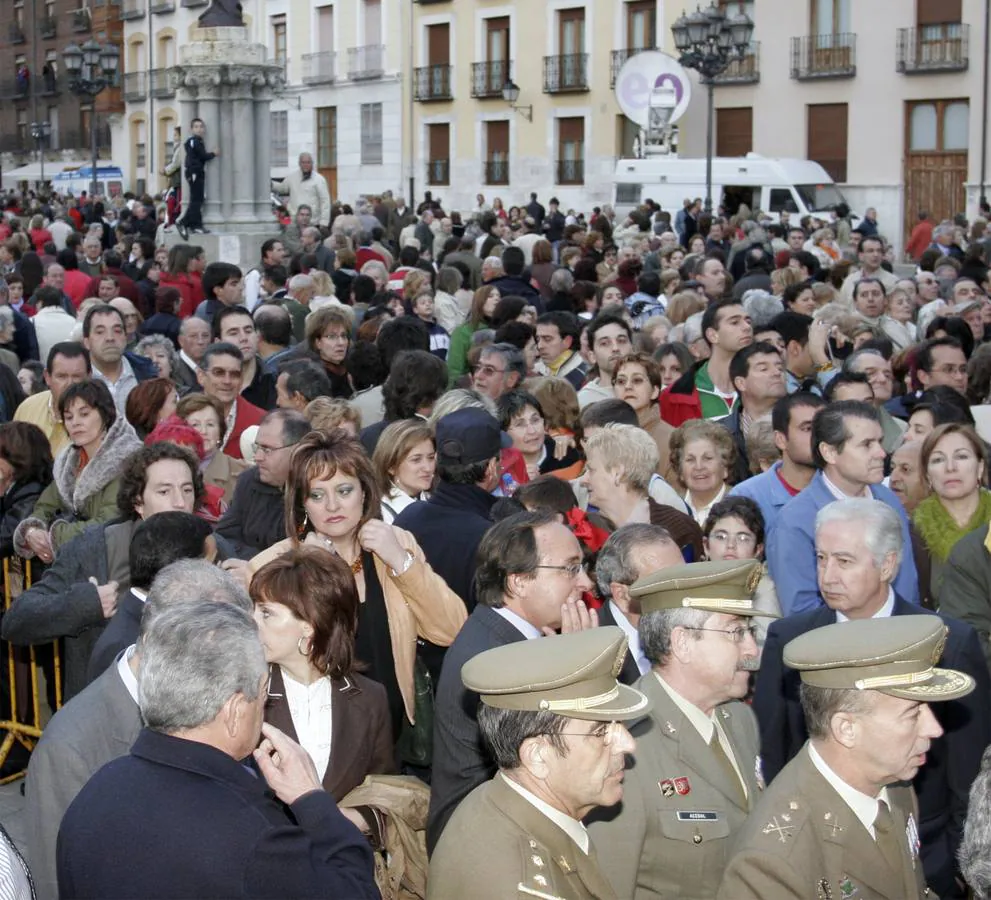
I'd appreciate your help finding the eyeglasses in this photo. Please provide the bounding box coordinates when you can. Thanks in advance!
[252,441,295,456]
[473,363,506,378]
[707,531,757,548]
[683,624,758,644]
[933,365,968,376]
[552,722,622,746]
[535,562,587,579]
[207,367,242,379]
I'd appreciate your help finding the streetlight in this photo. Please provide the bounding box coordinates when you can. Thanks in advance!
[62,38,119,198]
[30,122,52,185]
[672,3,754,213]
[502,79,532,122]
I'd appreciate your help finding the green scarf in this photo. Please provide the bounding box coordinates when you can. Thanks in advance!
[912,489,991,562]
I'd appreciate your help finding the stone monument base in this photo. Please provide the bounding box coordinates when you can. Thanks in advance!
[161,228,272,272]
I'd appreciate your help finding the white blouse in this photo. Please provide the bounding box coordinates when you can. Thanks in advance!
[281,668,333,781]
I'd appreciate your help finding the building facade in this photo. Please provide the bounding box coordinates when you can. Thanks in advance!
[675,0,988,252]
[405,0,681,214]
[0,0,122,181]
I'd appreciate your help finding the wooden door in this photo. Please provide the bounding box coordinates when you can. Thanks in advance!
[558,117,584,184]
[486,120,509,184]
[427,23,450,96]
[486,16,510,93]
[716,107,753,157]
[316,106,338,200]
[427,123,450,186]
[626,1,656,51]
[807,102,848,182]
[904,99,968,240]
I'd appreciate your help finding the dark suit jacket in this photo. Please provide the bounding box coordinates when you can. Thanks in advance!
[25,661,142,900]
[56,728,379,900]
[596,603,641,686]
[427,604,528,854]
[753,597,990,898]
[264,665,395,802]
[86,589,143,685]
[172,356,199,391]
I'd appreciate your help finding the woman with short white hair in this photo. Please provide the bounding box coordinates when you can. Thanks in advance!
[582,424,704,561]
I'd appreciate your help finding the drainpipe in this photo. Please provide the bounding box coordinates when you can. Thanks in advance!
[147,3,155,193]
[980,0,989,210]
[406,0,414,204]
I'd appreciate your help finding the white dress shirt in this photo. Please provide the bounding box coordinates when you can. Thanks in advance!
[836,587,896,623]
[281,667,333,781]
[608,601,650,675]
[494,606,543,640]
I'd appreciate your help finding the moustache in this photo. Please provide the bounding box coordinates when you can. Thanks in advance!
[737,657,760,672]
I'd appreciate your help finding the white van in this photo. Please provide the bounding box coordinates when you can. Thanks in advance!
[51,165,125,199]
[612,153,855,224]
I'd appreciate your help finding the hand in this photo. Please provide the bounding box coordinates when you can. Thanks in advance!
[807,319,832,368]
[543,598,598,636]
[25,528,53,563]
[357,520,407,573]
[91,578,120,618]
[212,149,221,157]
[253,722,322,806]
[552,434,576,461]
[340,807,371,834]
[220,558,250,588]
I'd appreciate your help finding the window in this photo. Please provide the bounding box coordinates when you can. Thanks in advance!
[721,0,754,16]
[135,120,147,167]
[909,100,968,152]
[427,123,450,186]
[768,188,799,214]
[272,16,287,64]
[481,16,510,95]
[716,107,753,157]
[617,115,639,158]
[626,1,656,51]
[271,111,288,167]
[485,120,509,184]
[316,106,337,169]
[807,102,848,182]
[48,105,59,149]
[559,7,585,55]
[317,6,334,51]
[363,0,381,45]
[159,36,175,68]
[17,109,27,146]
[812,0,850,35]
[360,103,382,165]
[427,23,450,67]
[557,117,584,184]
[162,117,175,161]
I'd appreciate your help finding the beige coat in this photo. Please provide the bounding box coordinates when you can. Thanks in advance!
[248,527,467,723]
[202,451,249,507]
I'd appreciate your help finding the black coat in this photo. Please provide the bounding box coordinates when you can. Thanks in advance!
[86,588,143,685]
[214,467,286,559]
[0,477,47,557]
[753,596,991,898]
[427,604,528,854]
[139,312,181,349]
[56,728,378,900]
[596,602,642,686]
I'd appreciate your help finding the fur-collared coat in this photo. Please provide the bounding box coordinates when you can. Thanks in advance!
[14,415,142,557]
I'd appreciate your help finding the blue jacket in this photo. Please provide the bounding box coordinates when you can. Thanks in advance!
[57,728,378,900]
[125,350,158,382]
[753,597,989,898]
[728,460,795,536]
[766,470,919,614]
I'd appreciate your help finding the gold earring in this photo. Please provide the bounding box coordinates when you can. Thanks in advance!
[297,635,311,656]
[296,512,309,537]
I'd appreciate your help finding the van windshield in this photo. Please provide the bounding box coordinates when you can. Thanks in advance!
[795,183,848,212]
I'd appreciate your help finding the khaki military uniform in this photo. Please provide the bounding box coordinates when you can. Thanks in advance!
[587,673,762,899]
[428,774,617,900]
[718,744,932,900]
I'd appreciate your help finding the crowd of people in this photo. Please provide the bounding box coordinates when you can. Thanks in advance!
[1,168,991,899]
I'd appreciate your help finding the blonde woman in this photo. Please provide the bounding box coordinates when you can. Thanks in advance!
[373,420,436,523]
[304,397,361,437]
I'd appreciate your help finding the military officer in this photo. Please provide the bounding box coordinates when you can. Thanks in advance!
[426,627,651,900]
[718,615,975,900]
[587,558,777,900]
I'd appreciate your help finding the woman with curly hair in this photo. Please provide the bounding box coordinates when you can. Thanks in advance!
[670,418,738,526]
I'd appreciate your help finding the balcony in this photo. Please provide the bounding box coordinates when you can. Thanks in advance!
[5,77,29,100]
[427,159,449,186]
[414,64,452,101]
[39,16,57,39]
[71,9,91,31]
[610,47,651,87]
[9,23,25,44]
[348,44,385,80]
[471,60,511,98]
[791,33,856,80]
[41,71,59,96]
[123,72,147,102]
[150,68,175,98]
[150,0,175,13]
[181,0,209,5]
[556,158,584,185]
[712,41,761,85]
[897,25,968,74]
[302,51,337,84]
[543,54,589,93]
[484,158,509,185]
[120,0,145,19]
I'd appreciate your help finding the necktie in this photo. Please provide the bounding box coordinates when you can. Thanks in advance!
[708,731,747,807]
[873,800,903,875]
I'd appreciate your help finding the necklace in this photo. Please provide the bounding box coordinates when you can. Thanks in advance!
[314,533,363,575]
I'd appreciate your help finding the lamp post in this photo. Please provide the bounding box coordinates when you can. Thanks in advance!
[672,4,754,213]
[62,39,119,198]
[30,121,52,186]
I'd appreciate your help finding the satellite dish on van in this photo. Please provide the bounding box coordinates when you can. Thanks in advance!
[614,51,692,129]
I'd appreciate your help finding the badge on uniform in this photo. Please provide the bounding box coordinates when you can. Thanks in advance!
[906,813,921,860]
[838,875,858,898]
[659,779,675,797]
[674,776,691,795]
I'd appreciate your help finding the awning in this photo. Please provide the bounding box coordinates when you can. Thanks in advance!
[1,161,75,186]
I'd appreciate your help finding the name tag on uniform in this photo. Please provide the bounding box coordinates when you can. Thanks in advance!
[676,811,719,822]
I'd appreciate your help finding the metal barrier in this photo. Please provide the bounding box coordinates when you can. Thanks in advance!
[0,557,62,783]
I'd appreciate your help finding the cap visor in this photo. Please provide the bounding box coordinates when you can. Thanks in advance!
[559,684,652,722]
[882,667,975,703]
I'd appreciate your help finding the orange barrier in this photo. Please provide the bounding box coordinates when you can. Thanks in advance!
[0,557,62,783]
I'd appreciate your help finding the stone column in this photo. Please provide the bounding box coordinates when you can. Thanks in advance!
[227,71,257,225]
[253,77,274,223]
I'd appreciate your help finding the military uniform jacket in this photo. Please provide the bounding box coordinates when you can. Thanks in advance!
[586,672,762,900]
[427,773,617,900]
[718,745,932,900]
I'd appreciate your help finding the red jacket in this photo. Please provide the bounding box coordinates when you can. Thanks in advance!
[63,270,92,309]
[906,221,934,261]
[659,366,703,427]
[159,273,196,319]
[222,397,265,459]
[82,268,142,309]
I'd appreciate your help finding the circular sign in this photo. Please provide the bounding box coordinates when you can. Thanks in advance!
[614,51,692,128]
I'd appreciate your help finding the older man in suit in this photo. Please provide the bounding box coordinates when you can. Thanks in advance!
[594,523,686,685]
[721,615,974,900]
[25,560,250,900]
[588,559,777,900]
[426,510,595,853]
[754,498,990,899]
[56,599,377,900]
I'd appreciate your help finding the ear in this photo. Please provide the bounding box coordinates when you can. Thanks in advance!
[828,710,861,750]
[916,370,931,389]
[610,582,631,614]
[222,693,241,740]
[818,441,838,467]
[732,375,746,395]
[878,551,898,585]
[518,736,550,780]
[773,430,788,453]
[649,384,661,402]
[507,372,522,390]
[196,367,208,390]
